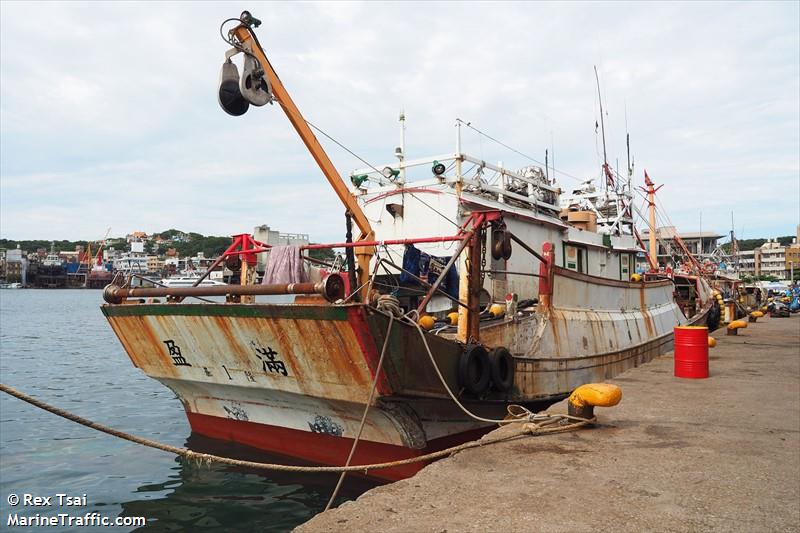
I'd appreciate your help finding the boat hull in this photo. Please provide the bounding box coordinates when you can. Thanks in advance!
[102,269,710,479]
[184,411,491,481]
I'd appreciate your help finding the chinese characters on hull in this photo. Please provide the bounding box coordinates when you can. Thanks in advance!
[161,339,290,379]
[250,341,289,376]
[163,340,191,366]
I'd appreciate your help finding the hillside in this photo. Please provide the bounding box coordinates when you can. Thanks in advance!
[720,235,794,253]
[0,231,334,261]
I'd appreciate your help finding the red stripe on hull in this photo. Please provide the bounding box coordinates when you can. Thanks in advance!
[186,412,492,481]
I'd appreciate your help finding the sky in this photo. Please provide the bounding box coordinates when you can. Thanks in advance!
[1,1,798,244]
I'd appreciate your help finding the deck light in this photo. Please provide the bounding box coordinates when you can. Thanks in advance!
[351,174,369,188]
[382,167,400,181]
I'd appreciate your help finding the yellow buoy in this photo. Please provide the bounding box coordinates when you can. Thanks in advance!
[418,315,436,330]
[447,312,459,326]
[488,303,505,318]
[708,336,717,347]
[630,273,642,282]
[750,311,764,318]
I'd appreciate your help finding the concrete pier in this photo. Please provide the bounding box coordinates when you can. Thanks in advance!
[298,315,800,532]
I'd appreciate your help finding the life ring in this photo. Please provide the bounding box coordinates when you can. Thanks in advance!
[458,344,491,395]
[489,347,515,392]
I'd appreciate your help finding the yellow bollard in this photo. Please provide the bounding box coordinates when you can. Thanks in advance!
[567,383,622,420]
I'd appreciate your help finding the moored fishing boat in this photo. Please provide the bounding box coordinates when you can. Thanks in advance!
[101,11,716,481]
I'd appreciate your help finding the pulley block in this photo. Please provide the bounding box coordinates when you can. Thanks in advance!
[239,53,273,106]
[218,59,250,116]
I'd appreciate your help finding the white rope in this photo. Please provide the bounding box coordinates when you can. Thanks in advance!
[325,315,395,510]
[404,316,588,426]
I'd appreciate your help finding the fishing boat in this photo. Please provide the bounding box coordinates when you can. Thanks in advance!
[101,11,716,481]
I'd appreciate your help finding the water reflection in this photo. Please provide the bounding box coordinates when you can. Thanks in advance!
[121,434,381,532]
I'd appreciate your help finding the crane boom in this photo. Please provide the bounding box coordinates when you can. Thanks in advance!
[228,19,374,286]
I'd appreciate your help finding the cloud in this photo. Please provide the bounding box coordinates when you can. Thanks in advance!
[1,1,798,244]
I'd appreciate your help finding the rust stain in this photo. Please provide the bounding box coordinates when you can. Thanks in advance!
[639,285,655,337]
[107,305,378,405]
[549,312,561,355]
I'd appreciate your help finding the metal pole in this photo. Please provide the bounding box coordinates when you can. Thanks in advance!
[345,213,358,301]
[399,110,406,184]
[103,275,345,304]
[302,234,465,251]
[507,232,546,263]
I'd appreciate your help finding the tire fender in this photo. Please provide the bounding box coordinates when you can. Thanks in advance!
[458,344,491,395]
[489,347,515,392]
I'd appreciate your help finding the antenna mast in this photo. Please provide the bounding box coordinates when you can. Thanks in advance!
[398,110,406,183]
[594,65,614,190]
[545,149,549,182]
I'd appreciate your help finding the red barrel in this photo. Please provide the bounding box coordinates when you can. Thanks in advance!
[674,326,709,378]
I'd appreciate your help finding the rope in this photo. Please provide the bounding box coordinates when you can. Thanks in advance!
[376,294,403,317]
[0,382,593,474]
[325,315,394,510]
[408,318,590,425]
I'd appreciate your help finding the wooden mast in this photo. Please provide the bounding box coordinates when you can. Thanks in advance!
[642,171,661,271]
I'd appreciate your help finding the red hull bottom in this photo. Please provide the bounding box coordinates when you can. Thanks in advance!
[187,412,493,481]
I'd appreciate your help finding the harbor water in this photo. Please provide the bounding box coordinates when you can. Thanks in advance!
[0,290,377,532]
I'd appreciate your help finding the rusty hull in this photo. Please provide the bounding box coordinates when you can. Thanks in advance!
[101,302,484,449]
[101,266,712,453]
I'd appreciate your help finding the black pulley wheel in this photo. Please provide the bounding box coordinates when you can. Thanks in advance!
[489,347,515,392]
[458,344,491,395]
[219,79,250,116]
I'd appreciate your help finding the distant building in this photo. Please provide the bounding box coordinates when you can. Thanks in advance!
[5,247,27,284]
[147,256,165,274]
[126,231,148,243]
[738,250,757,277]
[786,242,800,280]
[253,224,310,271]
[639,226,723,268]
[736,226,800,281]
[758,240,787,279]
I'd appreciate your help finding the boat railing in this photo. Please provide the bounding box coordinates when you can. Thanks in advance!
[102,210,556,345]
[350,151,561,216]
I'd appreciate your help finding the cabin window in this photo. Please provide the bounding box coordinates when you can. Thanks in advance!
[620,253,630,280]
[563,244,587,274]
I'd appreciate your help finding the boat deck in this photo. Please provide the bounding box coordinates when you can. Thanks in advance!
[298,314,800,532]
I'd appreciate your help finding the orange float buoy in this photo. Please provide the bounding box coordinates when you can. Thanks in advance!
[674,326,709,379]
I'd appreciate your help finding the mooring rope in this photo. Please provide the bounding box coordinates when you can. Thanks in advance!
[0,382,593,474]
[325,315,394,509]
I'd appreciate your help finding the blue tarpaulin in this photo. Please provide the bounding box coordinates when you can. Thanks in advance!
[400,244,459,299]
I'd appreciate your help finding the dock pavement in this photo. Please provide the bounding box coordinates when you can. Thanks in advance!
[298,314,800,532]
